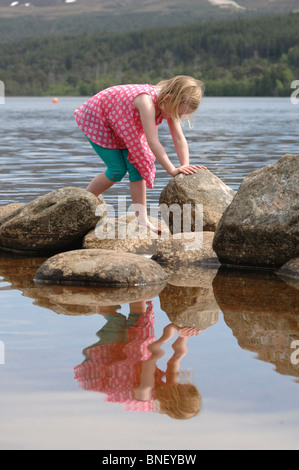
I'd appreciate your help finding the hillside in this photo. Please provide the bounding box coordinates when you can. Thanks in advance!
[1,12,298,97]
[0,0,298,42]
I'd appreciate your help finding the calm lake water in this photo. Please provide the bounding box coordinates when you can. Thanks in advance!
[0,96,298,450]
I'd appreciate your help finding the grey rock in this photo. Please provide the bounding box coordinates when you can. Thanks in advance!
[159,169,235,233]
[0,203,24,226]
[213,154,299,268]
[0,187,105,254]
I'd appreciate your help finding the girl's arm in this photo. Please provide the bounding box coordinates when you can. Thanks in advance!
[133,323,177,401]
[168,117,207,172]
[167,117,189,166]
[134,94,200,176]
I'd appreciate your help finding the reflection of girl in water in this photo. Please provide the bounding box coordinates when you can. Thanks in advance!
[134,323,201,420]
[74,300,201,419]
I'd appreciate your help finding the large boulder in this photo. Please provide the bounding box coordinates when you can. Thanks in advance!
[0,187,105,254]
[159,169,235,233]
[213,154,299,268]
[34,249,168,287]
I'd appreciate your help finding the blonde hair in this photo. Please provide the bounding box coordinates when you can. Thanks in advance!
[155,383,202,420]
[156,75,205,120]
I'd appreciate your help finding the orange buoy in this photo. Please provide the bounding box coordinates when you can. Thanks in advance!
[52,97,58,103]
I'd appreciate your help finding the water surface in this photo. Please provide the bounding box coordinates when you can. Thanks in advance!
[0,97,298,450]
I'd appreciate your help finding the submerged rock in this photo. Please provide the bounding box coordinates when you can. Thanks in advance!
[277,257,299,283]
[152,231,220,266]
[213,154,299,268]
[83,214,170,255]
[0,187,105,254]
[163,264,218,289]
[159,169,235,233]
[34,248,168,287]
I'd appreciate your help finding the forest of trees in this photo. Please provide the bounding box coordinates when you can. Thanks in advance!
[0,12,298,97]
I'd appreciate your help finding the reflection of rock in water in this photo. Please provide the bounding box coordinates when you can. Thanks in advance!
[213,268,299,381]
[30,283,166,316]
[160,283,220,330]
[162,264,218,289]
[0,251,166,316]
[0,251,46,288]
[277,258,299,291]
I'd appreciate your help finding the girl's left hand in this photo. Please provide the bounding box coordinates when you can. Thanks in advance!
[178,327,201,337]
[172,165,207,176]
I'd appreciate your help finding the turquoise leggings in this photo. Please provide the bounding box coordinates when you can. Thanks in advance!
[87,137,143,183]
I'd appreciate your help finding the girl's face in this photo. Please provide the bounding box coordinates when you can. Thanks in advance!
[160,97,194,120]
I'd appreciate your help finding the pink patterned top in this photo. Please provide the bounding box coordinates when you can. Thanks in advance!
[74,84,164,189]
[73,302,164,413]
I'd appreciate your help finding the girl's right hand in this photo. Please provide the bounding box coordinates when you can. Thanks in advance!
[171,165,207,176]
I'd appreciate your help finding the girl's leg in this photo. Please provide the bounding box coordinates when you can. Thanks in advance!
[85,138,127,196]
[129,179,147,224]
[86,172,115,196]
[123,149,161,235]
[129,180,161,234]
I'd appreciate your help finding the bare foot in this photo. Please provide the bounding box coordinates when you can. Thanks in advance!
[137,218,162,236]
[146,222,162,236]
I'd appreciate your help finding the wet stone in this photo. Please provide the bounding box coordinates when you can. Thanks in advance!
[152,231,220,266]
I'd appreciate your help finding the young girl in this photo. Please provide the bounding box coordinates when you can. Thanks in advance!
[75,75,206,233]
